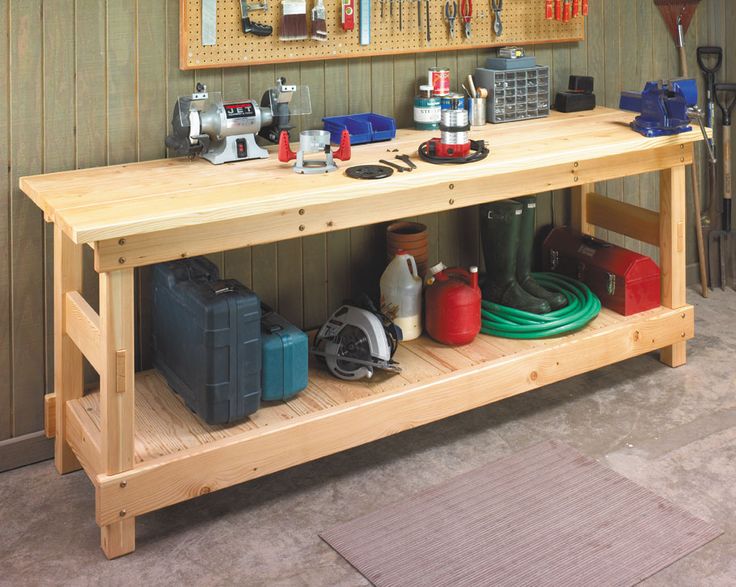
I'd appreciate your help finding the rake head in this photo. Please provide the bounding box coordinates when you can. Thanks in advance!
[654,0,701,45]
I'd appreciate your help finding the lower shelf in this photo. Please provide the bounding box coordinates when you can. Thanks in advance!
[68,304,693,527]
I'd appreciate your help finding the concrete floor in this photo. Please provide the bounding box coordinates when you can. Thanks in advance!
[1,288,735,586]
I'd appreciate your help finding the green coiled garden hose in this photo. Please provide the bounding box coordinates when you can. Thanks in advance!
[481,273,601,339]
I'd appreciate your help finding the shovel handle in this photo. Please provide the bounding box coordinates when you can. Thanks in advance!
[715,83,736,125]
[697,46,723,75]
[724,125,732,202]
[724,124,732,234]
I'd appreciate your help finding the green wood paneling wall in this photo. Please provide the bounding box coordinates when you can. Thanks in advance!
[1,0,733,464]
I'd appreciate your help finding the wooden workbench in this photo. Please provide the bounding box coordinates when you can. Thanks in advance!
[22,107,699,558]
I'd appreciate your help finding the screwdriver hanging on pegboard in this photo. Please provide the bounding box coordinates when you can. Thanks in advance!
[426,0,431,42]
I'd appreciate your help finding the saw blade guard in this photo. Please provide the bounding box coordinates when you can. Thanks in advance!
[313,305,402,380]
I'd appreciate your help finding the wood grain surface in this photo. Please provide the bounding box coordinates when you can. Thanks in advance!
[83,304,694,526]
[21,109,706,245]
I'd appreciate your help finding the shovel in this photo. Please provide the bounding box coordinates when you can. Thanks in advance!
[709,83,736,290]
[697,46,722,229]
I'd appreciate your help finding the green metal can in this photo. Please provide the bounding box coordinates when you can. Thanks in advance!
[414,85,441,131]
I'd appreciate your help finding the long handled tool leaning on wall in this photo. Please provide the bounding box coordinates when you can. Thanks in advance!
[710,84,736,290]
[697,46,722,234]
[654,0,708,297]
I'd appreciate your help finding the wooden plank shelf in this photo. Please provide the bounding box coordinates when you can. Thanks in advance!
[68,305,693,528]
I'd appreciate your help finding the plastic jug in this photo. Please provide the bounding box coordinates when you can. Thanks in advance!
[425,264,481,345]
[380,251,423,341]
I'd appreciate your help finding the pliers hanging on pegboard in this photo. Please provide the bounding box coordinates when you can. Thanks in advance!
[491,0,502,36]
[445,0,458,38]
[461,0,472,38]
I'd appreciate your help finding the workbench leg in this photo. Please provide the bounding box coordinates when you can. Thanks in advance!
[98,268,136,559]
[53,226,84,474]
[659,165,687,367]
[571,182,595,235]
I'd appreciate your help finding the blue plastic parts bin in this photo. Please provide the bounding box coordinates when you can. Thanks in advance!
[322,113,396,145]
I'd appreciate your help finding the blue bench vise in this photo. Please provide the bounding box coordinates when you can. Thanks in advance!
[619,78,699,137]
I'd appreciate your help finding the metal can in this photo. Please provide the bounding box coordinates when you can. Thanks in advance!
[441,92,466,110]
[428,67,451,96]
[414,85,441,131]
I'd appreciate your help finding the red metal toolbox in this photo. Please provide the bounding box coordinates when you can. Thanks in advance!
[542,228,661,316]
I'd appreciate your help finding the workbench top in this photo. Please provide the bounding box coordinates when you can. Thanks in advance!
[21,107,704,245]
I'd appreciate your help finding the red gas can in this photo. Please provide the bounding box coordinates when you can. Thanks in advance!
[425,265,481,345]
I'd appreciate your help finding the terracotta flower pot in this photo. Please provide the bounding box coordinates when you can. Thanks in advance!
[387,221,428,244]
[386,221,430,276]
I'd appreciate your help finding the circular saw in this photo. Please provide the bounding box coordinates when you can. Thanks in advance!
[312,305,402,380]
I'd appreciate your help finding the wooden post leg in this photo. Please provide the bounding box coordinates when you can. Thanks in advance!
[53,226,84,474]
[659,165,687,367]
[98,268,136,558]
[571,182,595,235]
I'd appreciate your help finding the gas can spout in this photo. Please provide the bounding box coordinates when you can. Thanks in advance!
[470,266,479,289]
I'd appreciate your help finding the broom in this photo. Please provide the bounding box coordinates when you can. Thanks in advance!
[654,0,709,297]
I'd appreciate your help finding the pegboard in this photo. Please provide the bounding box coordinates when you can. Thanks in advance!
[180,0,585,70]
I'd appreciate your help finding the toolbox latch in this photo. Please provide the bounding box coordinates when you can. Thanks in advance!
[607,273,616,295]
[549,249,559,270]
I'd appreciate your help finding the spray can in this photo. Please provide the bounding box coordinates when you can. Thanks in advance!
[380,251,423,341]
[414,85,441,131]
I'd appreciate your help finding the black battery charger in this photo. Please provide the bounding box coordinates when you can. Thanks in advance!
[555,75,596,113]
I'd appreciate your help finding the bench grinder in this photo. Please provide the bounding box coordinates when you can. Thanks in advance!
[165,78,310,164]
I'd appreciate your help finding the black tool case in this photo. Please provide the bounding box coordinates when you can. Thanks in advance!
[152,258,262,425]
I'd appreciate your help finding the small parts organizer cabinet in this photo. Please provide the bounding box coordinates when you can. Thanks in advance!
[21,108,699,558]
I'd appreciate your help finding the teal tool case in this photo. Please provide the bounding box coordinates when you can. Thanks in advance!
[261,305,309,401]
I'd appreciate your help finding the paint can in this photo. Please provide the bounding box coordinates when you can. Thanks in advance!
[428,67,451,96]
[414,85,442,131]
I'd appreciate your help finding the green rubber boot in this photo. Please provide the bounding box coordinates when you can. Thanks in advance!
[517,197,568,311]
[479,200,551,314]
